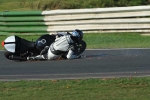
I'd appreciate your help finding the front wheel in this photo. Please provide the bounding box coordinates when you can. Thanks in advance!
[74,40,87,56]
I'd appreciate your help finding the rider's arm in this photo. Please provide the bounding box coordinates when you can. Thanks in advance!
[57,32,68,36]
[56,32,71,38]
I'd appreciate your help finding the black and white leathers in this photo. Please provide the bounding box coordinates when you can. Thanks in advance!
[48,34,78,60]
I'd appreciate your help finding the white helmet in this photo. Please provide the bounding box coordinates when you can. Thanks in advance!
[72,29,83,40]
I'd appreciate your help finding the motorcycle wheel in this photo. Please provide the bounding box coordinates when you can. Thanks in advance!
[4,51,27,61]
[74,40,87,55]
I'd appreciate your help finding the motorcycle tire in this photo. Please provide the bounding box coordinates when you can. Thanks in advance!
[74,40,87,55]
[4,51,27,61]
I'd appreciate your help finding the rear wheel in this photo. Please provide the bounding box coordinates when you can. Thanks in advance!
[4,51,14,60]
[4,51,27,61]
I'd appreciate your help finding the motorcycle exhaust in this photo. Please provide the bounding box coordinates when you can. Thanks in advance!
[9,55,27,61]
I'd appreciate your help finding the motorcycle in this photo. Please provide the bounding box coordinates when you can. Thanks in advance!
[1,33,86,61]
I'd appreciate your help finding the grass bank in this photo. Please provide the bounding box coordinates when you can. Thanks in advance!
[0,0,150,11]
[0,77,150,100]
[1,33,150,50]
[84,33,150,49]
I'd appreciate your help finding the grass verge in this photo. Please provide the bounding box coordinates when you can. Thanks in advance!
[0,77,150,100]
[0,0,150,11]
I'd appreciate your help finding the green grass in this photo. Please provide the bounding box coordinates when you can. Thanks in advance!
[0,0,150,11]
[1,33,150,50]
[84,33,150,49]
[0,77,150,100]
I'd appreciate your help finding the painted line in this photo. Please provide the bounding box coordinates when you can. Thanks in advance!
[0,72,150,81]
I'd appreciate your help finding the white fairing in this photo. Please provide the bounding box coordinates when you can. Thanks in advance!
[4,36,16,53]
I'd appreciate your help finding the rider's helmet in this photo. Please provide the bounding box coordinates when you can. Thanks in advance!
[72,29,83,40]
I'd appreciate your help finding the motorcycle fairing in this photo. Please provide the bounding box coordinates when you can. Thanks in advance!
[36,34,55,51]
[14,36,36,53]
[3,36,16,53]
[3,35,36,54]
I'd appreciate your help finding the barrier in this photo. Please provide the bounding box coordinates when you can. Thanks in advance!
[0,5,150,35]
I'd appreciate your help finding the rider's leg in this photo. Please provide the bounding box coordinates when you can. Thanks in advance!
[40,46,49,55]
[47,49,60,60]
[66,50,78,59]
[27,46,49,61]
[27,54,46,60]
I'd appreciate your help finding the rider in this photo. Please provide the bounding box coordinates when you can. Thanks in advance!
[27,29,84,60]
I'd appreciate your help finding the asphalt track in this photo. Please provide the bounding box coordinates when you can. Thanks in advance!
[0,49,150,81]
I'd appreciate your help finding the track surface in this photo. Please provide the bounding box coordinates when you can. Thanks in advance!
[0,49,150,81]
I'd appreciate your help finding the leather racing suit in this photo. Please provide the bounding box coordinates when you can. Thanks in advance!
[48,34,79,60]
[28,34,79,60]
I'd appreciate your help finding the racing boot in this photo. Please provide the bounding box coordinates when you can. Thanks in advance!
[27,55,46,61]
